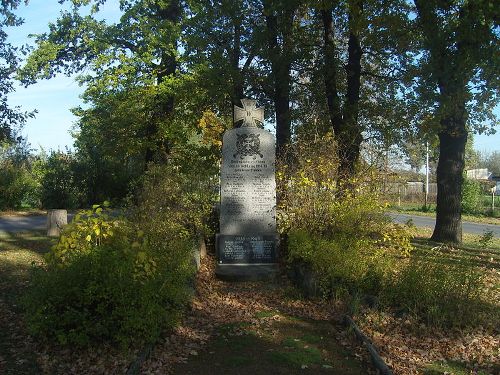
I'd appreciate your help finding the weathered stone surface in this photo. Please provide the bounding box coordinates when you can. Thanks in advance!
[46,209,67,237]
[216,99,278,278]
[219,127,276,235]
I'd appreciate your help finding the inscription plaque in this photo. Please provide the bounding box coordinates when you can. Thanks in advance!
[219,127,276,235]
[218,235,277,264]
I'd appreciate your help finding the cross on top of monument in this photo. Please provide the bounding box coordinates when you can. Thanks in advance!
[234,98,264,128]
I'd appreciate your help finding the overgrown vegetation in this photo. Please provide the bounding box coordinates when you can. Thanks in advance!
[278,137,412,295]
[22,151,218,347]
[23,204,191,347]
[461,177,483,214]
[279,136,498,328]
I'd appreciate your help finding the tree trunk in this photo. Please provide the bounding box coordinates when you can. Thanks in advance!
[265,2,292,156]
[144,0,180,166]
[431,111,467,243]
[231,14,244,109]
[339,0,363,179]
[321,1,363,180]
[415,0,472,244]
[321,8,342,134]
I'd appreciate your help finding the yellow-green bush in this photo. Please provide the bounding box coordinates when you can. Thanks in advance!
[279,136,413,296]
[23,203,194,347]
[280,136,490,328]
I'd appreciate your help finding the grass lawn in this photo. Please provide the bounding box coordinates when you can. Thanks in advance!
[413,226,500,251]
[354,227,500,374]
[172,315,366,375]
[0,231,54,375]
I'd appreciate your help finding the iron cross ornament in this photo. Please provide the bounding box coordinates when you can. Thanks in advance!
[233,99,264,128]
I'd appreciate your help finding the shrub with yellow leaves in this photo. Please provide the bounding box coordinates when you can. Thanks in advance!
[23,199,195,348]
[278,135,414,297]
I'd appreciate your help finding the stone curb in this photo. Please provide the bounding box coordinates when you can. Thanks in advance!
[126,343,154,375]
[343,315,393,375]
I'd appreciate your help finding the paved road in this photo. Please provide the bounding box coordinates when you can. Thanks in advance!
[0,214,74,235]
[389,212,500,238]
[1,212,499,238]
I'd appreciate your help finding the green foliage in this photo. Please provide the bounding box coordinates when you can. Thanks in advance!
[45,202,117,265]
[132,154,219,244]
[0,1,35,143]
[0,161,33,209]
[461,177,482,214]
[384,248,487,327]
[40,151,82,209]
[0,138,43,209]
[280,136,413,296]
[23,203,195,347]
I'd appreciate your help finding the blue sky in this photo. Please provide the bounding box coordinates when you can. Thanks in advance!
[6,1,500,154]
[7,0,118,152]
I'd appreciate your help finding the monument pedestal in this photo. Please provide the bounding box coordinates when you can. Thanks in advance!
[215,264,279,281]
[215,234,279,281]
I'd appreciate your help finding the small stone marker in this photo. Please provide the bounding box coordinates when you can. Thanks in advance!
[216,99,278,280]
[47,209,68,237]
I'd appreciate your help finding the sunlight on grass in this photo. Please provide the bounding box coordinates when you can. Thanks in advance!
[424,360,490,375]
[413,227,500,251]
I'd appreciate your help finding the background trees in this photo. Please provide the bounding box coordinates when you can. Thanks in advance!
[413,0,498,243]
[3,0,498,243]
[0,0,34,143]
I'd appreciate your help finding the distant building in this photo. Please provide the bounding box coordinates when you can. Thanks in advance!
[491,176,500,196]
[466,168,491,180]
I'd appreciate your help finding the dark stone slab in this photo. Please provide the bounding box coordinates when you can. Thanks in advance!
[215,264,279,282]
[216,234,279,264]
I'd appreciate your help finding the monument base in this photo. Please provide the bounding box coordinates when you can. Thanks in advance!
[215,234,279,281]
[215,263,279,281]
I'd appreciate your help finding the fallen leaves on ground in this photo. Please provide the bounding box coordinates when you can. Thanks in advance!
[3,252,497,374]
[140,256,366,374]
[356,310,499,375]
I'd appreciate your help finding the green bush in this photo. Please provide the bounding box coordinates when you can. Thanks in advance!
[23,203,195,347]
[131,157,218,244]
[461,177,482,214]
[0,141,43,209]
[280,136,413,296]
[383,251,487,327]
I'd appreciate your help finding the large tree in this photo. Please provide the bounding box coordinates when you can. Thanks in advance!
[0,0,34,142]
[19,0,184,166]
[320,0,413,179]
[184,0,260,114]
[263,0,300,155]
[414,0,499,243]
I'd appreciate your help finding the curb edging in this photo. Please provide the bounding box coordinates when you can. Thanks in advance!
[343,315,393,375]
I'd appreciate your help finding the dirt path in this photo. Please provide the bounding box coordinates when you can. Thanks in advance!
[141,256,372,374]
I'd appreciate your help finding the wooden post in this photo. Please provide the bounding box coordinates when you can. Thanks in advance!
[492,186,496,212]
[47,209,68,237]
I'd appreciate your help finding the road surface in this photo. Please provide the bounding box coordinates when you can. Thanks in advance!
[0,214,74,235]
[0,212,499,238]
[389,212,500,237]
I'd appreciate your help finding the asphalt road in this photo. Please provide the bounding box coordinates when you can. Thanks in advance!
[389,212,500,238]
[0,212,498,238]
[0,214,74,235]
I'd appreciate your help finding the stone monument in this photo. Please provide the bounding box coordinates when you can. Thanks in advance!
[216,99,279,280]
